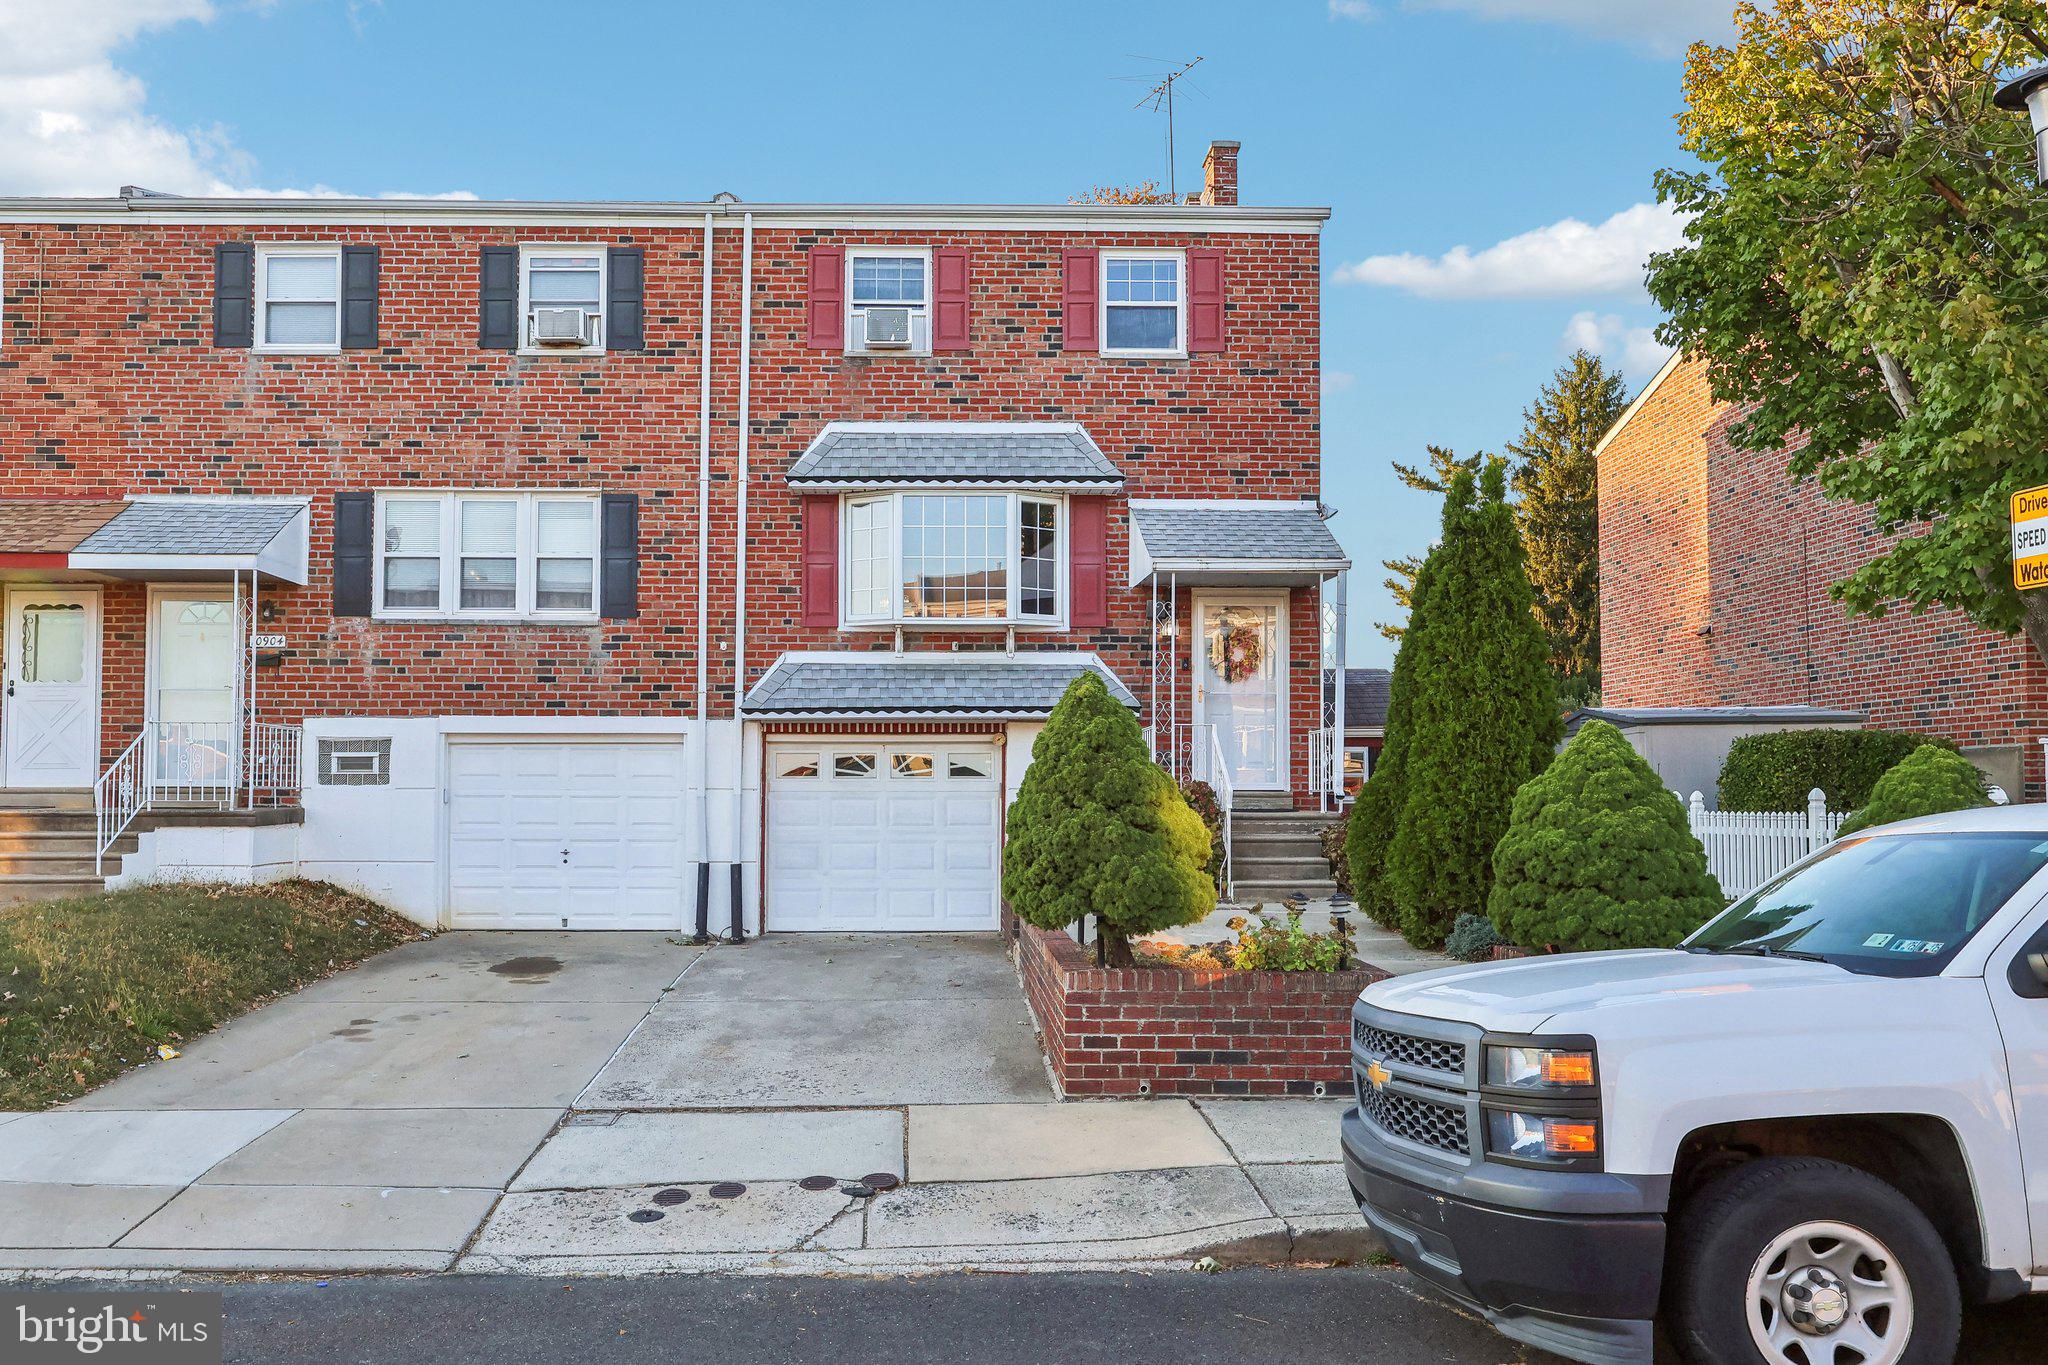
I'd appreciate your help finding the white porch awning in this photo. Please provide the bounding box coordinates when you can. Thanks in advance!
[37,498,309,584]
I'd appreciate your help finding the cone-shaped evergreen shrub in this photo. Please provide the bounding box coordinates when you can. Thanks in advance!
[1385,461,1563,947]
[1837,745,1989,836]
[1344,549,1437,929]
[1003,671,1214,965]
[1488,720,1723,952]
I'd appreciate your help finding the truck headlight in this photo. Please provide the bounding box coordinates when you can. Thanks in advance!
[1486,1044,1596,1090]
[1486,1110,1600,1162]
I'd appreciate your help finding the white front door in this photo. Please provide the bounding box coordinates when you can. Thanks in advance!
[446,739,687,930]
[1195,597,1286,790]
[2,587,100,788]
[766,742,1001,931]
[149,591,238,789]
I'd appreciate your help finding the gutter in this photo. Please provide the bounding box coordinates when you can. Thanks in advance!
[732,211,755,940]
[693,211,714,942]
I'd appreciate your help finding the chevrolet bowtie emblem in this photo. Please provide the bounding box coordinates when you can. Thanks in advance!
[1365,1060,1391,1090]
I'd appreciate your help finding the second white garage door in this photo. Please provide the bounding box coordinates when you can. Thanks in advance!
[447,738,687,930]
[766,741,1001,931]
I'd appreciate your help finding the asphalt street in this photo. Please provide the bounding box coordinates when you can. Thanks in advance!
[32,1267,2048,1364]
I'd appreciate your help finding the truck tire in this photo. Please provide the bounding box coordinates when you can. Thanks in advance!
[1667,1156,1960,1365]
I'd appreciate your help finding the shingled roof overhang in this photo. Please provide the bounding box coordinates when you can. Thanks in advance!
[0,498,310,584]
[742,652,1139,721]
[1128,500,1350,587]
[786,422,1123,490]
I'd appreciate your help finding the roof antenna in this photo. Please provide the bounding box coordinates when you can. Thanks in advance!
[1116,56,1205,200]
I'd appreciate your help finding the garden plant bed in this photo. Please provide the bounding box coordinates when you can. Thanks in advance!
[1010,916,1389,1098]
[0,879,419,1110]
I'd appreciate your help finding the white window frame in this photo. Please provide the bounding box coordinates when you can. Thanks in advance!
[254,244,343,354]
[839,490,1067,630]
[517,244,606,355]
[845,247,932,356]
[1099,248,1187,359]
[371,492,602,622]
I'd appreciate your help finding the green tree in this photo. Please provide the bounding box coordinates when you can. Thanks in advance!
[1507,350,1626,703]
[1346,543,1441,928]
[1837,744,1991,836]
[1002,671,1214,965]
[1376,445,1482,642]
[1647,1,2048,668]
[1489,720,1724,952]
[1385,461,1563,947]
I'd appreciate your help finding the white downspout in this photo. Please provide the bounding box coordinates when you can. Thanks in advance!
[697,211,714,902]
[733,211,754,930]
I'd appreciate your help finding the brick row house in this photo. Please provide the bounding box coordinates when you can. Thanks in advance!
[0,143,1354,928]
[1596,352,2047,802]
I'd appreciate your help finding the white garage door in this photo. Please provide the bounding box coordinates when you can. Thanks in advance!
[447,739,686,930]
[766,741,1001,931]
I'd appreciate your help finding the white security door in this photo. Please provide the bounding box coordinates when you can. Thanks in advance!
[1195,598,1286,789]
[149,591,237,789]
[767,743,1001,931]
[2,587,100,788]
[446,739,686,930]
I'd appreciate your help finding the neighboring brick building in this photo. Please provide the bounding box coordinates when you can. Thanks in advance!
[0,143,1353,926]
[1597,353,2046,800]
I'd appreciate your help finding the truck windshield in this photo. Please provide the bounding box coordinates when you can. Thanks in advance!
[1685,831,2048,977]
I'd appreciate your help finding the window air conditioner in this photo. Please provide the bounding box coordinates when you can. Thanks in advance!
[531,307,594,347]
[861,306,914,349]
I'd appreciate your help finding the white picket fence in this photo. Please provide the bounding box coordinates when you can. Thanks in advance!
[1685,788,1845,900]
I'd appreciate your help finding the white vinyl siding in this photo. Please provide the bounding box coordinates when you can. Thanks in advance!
[375,493,600,621]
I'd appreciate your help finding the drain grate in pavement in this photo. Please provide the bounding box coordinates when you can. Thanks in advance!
[652,1188,691,1207]
[798,1176,838,1192]
[707,1182,746,1199]
[862,1173,901,1191]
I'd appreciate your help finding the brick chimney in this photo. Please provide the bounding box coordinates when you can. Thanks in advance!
[1200,141,1240,207]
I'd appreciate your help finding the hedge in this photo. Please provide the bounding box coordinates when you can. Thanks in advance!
[1717,727,1957,813]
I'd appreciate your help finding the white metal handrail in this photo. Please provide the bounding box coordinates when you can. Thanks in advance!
[1191,723,1236,903]
[1307,725,1338,800]
[94,719,305,874]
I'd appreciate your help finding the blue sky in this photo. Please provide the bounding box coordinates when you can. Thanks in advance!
[0,0,1737,666]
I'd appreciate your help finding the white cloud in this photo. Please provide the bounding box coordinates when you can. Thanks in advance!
[1328,0,1377,20]
[1322,368,1357,393]
[1405,0,1739,56]
[1334,201,1686,301]
[1562,310,1673,382]
[0,0,467,197]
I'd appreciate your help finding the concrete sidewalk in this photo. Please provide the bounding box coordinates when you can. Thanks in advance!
[0,932,1377,1277]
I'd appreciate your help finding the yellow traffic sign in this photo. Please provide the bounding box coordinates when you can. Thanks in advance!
[2014,486,2048,590]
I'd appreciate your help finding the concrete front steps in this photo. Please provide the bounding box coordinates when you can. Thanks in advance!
[0,790,299,906]
[1227,805,1342,907]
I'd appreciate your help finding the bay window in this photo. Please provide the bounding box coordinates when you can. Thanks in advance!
[843,491,1064,626]
[375,493,600,619]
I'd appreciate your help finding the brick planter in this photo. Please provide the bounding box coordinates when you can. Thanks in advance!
[1011,918,1389,1098]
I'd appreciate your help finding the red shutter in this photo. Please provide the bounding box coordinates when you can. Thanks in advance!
[933,247,970,351]
[1188,248,1226,353]
[1061,248,1099,352]
[1068,497,1108,628]
[806,247,845,350]
[801,494,840,626]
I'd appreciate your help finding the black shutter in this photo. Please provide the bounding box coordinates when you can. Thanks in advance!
[606,247,645,351]
[479,246,519,349]
[340,245,380,350]
[332,491,375,617]
[600,493,640,619]
[213,242,254,348]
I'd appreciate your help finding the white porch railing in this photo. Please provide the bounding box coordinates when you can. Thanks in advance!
[1308,725,1338,802]
[1191,723,1236,902]
[1686,788,1845,900]
[95,719,304,873]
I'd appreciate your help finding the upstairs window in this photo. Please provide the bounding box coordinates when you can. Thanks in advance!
[842,491,1063,627]
[255,245,342,352]
[520,247,605,352]
[1101,252,1184,356]
[375,493,599,619]
[847,249,930,354]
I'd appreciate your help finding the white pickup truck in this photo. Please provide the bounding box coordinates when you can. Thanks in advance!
[1340,805,2048,1365]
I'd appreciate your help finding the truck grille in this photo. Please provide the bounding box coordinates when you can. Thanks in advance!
[1354,1021,1466,1077]
[1357,1078,1470,1157]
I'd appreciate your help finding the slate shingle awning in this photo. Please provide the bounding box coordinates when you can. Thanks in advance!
[743,654,1139,719]
[786,422,1123,489]
[1128,500,1349,586]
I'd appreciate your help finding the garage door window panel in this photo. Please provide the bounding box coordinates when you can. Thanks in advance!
[835,752,879,778]
[777,752,820,779]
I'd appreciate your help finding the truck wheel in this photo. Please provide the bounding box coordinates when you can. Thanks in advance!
[1667,1156,1960,1365]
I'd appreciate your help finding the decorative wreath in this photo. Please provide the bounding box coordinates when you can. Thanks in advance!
[1209,612,1265,684]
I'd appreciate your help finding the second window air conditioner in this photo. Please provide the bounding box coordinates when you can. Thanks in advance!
[531,307,595,347]
[860,306,914,349]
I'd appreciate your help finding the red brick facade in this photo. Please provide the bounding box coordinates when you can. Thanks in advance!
[1599,355,2047,798]
[0,189,1331,796]
[1013,916,1386,1097]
